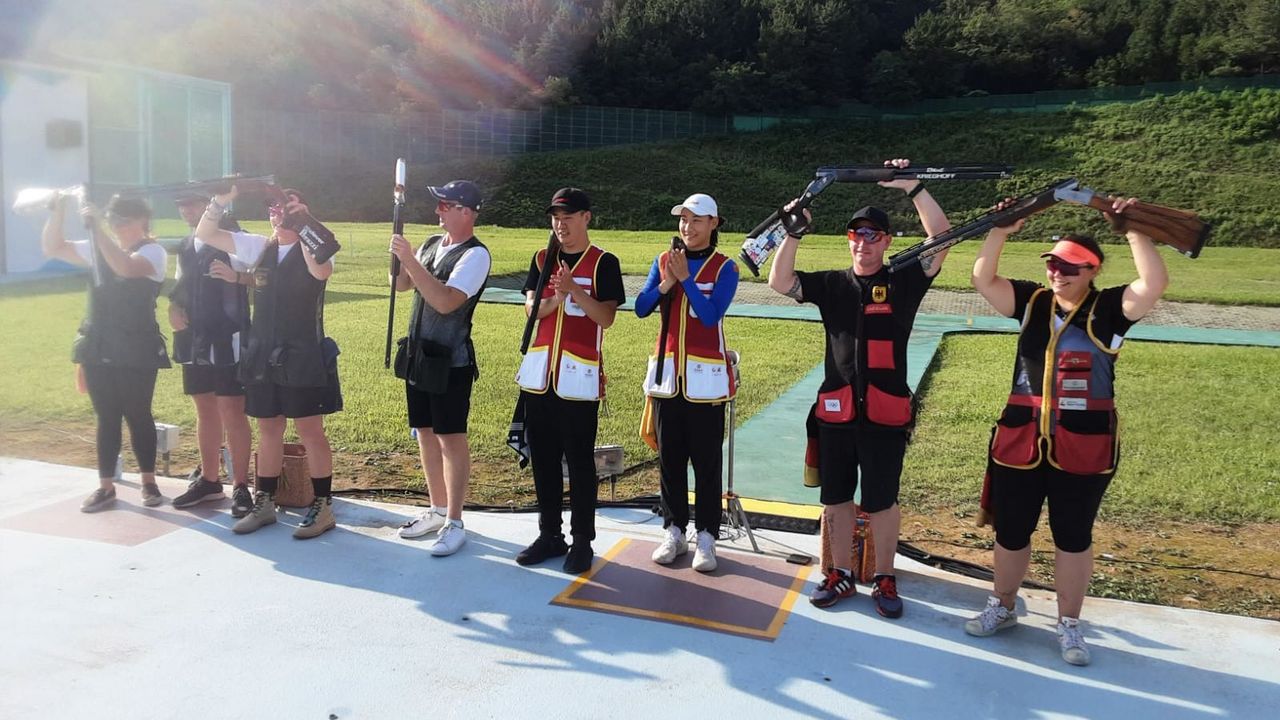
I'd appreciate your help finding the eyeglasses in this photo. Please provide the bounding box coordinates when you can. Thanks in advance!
[1045,257,1093,276]
[846,226,885,243]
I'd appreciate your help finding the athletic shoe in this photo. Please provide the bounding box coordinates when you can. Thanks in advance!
[516,534,569,566]
[230,484,254,519]
[232,491,277,534]
[430,520,466,557]
[398,508,447,539]
[562,542,594,574]
[80,487,117,513]
[1057,617,1091,666]
[651,526,687,565]
[809,568,856,608]
[172,476,224,508]
[965,595,1018,637]
[692,530,718,573]
[871,574,904,619]
[140,483,164,507]
[293,496,336,539]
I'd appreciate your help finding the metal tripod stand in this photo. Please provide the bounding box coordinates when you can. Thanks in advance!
[722,350,760,553]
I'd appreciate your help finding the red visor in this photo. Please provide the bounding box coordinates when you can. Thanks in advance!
[1040,240,1100,268]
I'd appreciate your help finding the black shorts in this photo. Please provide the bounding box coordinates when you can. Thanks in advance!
[181,363,245,397]
[244,372,343,419]
[406,366,474,435]
[989,459,1114,554]
[817,425,908,512]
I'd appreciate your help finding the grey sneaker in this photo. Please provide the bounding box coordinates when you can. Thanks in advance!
[80,486,117,513]
[1057,617,1092,666]
[172,476,224,508]
[965,595,1018,637]
[230,484,254,519]
[140,483,164,507]
[231,491,277,534]
[293,497,336,539]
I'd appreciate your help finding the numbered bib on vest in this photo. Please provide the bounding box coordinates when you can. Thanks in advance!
[643,354,677,397]
[684,354,731,401]
[515,346,551,392]
[564,277,592,317]
[556,350,601,401]
[687,282,715,318]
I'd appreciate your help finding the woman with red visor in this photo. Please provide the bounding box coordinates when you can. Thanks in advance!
[965,198,1169,666]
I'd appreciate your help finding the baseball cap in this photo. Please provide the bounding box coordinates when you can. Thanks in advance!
[427,180,483,211]
[847,206,890,234]
[546,187,591,214]
[173,190,211,205]
[1040,238,1102,267]
[671,193,719,218]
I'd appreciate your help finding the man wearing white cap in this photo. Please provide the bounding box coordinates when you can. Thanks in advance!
[635,193,739,573]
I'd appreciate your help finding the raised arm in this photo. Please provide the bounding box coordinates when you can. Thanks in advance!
[1113,198,1169,321]
[195,188,238,254]
[878,158,952,278]
[971,213,1021,318]
[82,204,159,280]
[41,196,86,266]
[767,202,805,301]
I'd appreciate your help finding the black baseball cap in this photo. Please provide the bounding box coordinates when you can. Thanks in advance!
[847,206,890,234]
[427,180,483,211]
[545,187,591,214]
[106,196,151,221]
[173,190,211,205]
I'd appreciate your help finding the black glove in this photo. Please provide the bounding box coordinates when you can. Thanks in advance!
[780,207,813,237]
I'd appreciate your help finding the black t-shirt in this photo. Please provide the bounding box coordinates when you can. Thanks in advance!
[1009,280,1137,340]
[796,263,934,391]
[523,248,626,306]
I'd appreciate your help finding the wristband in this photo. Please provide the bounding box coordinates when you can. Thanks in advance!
[206,199,227,215]
[907,183,925,199]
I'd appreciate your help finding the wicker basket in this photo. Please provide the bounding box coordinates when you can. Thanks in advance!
[254,443,316,509]
[819,506,876,583]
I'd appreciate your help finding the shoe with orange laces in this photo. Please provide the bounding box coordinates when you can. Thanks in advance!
[871,574,904,618]
[809,568,856,608]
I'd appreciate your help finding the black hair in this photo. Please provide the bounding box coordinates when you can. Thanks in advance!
[106,195,153,236]
[709,228,719,249]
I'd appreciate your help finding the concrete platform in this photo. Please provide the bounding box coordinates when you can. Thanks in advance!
[1,458,1277,720]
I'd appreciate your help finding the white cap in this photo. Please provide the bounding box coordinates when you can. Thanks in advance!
[670,193,719,218]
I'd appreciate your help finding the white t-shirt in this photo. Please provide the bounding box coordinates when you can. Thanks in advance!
[72,240,166,283]
[230,232,333,269]
[427,239,491,299]
[173,238,253,283]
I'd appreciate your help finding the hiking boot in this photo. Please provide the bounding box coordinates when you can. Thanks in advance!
[516,534,569,566]
[871,574,904,619]
[173,476,224,509]
[562,542,594,574]
[232,491,276,534]
[430,520,466,557]
[651,526,687,565]
[80,486,117,513]
[399,508,447,539]
[691,530,718,573]
[1057,616,1091,666]
[230,484,254,519]
[965,595,1018,637]
[141,483,164,507]
[810,568,856,608]
[293,496,336,539]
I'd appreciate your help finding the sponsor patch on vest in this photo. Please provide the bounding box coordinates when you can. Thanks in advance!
[823,398,842,413]
[1059,397,1088,410]
[865,303,892,315]
[253,267,270,288]
[1062,378,1088,391]
[872,285,888,303]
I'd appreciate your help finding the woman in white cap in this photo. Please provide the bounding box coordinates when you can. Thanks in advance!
[964,198,1169,666]
[635,193,739,573]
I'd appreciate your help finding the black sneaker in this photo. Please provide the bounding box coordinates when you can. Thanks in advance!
[173,476,225,509]
[515,534,569,566]
[230,484,254,519]
[562,542,594,574]
[871,574,904,619]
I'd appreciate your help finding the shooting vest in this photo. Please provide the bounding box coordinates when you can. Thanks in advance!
[240,242,331,388]
[72,241,170,370]
[642,251,736,403]
[410,235,487,368]
[515,244,607,400]
[989,288,1121,476]
[813,268,916,429]
[171,235,249,366]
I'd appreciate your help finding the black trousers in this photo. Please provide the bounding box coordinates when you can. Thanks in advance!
[524,390,600,541]
[654,394,725,535]
[83,364,159,479]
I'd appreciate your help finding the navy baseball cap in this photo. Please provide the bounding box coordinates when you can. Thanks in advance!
[546,187,591,214]
[847,206,890,234]
[427,180,483,211]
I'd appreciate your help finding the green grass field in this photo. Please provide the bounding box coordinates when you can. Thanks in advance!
[2,224,1277,524]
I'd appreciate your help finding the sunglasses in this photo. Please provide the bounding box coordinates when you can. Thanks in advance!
[437,201,467,213]
[1045,257,1093,276]
[846,226,885,243]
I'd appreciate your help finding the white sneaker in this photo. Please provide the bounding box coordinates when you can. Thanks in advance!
[399,508,447,539]
[430,520,466,557]
[692,530,718,572]
[965,595,1018,637]
[1057,616,1092,666]
[651,526,687,565]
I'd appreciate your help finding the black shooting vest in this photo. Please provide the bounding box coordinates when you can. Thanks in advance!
[410,235,488,368]
[72,241,171,370]
[170,235,249,366]
[240,242,331,388]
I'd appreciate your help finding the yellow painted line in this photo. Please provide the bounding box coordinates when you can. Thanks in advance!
[555,595,778,640]
[766,561,815,638]
[682,492,822,520]
[551,537,631,605]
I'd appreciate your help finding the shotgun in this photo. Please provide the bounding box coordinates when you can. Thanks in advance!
[385,158,406,369]
[519,231,559,355]
[652,235,685,386]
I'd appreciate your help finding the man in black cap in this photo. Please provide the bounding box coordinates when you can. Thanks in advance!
[513,188,625,573]
[390,180,492,557]
[768,158,952,618]
[168,191,255,516]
